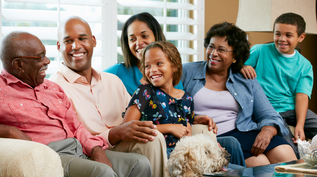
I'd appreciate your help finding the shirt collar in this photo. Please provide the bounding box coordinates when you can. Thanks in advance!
[58,63,101,84]
[193,61,208,80]
[1,69,48,89]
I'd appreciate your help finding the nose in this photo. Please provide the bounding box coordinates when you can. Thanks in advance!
[279,35,285,41]
[71,39,81,50]
[150,65,158,72]
[225,152,231,161]
[44,56,50,65]
[136,38,144,48]
[211,48,218,56]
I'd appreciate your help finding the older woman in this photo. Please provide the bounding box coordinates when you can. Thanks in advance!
[182,22,297,167]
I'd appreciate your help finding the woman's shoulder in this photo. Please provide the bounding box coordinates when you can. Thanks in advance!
[103,63,127,74]
[183,61,205,69]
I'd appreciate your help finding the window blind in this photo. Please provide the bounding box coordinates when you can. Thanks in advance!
[0,0,204,77]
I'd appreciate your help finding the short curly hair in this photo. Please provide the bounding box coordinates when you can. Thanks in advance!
[141,41,182,86]
[273,12,306,36]
[204,22,250,73]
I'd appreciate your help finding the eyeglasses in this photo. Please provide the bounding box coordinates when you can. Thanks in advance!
[206,45,233,54]
[14,53,46,62]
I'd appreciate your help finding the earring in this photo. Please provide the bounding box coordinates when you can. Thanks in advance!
[232,59,236,63]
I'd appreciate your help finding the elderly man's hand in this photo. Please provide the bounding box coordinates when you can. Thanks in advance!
[109,120,157,145]
[251,126,276,156]
[0,125,31,141]
[90,146,112,168]
[193,115,218,133]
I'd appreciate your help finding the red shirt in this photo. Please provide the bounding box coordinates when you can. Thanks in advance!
[0,69,107,156]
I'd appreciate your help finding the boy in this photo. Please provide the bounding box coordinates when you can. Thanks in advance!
[241,12,316,158]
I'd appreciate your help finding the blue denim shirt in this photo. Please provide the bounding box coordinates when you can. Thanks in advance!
[182,61,288,136]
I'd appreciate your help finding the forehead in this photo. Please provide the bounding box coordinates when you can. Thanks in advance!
[145,47,167,60]
[274,23,297,33]
[127,20,152,35]
[19,35,45,55]
[209,36,229,46]
[61,19,91,37]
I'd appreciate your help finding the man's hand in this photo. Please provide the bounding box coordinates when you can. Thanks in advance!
[193,115,217,133]
[109,120,157,145]
[251,126,276,156]
[0,125,31,140]
[293,126,305,143]
[240,65,256,79]
[90,146,112,168]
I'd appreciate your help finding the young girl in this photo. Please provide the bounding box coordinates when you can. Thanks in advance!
[123,41,194,157]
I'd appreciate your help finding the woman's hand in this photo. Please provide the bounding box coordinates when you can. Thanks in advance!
[193,115,217,133]
[251,126,276,156]
[240,65,257,79]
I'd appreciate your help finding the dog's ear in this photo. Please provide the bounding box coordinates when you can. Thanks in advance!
[184,150,196,162]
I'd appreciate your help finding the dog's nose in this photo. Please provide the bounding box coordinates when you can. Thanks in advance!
[225,153,231,161]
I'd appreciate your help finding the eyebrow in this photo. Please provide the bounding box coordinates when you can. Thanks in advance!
[129,31,147,37]
[63,34,88,40]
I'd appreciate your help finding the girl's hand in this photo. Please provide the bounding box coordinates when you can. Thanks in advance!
[170,124,190,138]
[186,122,192,136]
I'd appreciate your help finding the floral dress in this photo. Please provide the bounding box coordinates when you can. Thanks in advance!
[127,84,194,155]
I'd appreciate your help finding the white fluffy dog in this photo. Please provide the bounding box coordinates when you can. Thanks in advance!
[167,134,230,177]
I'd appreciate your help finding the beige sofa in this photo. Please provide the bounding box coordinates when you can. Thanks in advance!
[0,138,63,177]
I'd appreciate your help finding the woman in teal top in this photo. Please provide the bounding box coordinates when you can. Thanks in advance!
[104,12,182,95]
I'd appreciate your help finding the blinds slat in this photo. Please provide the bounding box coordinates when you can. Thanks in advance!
[4,0,103,6]
[117,0,197,10]
[2,9,103,23]
[118,15,198,25]
[165,32,198,40]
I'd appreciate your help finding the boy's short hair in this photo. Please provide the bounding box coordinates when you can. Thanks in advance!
[273,12,306,36]
[141,41,182,86]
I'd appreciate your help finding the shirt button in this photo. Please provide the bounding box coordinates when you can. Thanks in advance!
[251,100,253,102]
[59,101,62,103]
[234,93,237,95]
[20,103,23,106]
[0,88,1,90]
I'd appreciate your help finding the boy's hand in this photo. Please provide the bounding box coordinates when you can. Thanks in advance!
[241,65,257,79]
[293,126,305,143]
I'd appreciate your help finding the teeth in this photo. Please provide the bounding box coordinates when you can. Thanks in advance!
[137,49,144,53]
[72,53,84,57]
[151,75,161,79]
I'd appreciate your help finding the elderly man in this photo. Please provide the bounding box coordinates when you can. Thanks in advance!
[50,16,167,177]
[0,31,151,177]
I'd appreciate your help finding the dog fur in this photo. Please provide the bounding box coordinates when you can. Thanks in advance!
[167,134,230,177]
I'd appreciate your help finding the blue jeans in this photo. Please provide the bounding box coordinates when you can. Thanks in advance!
[217,136,246,167]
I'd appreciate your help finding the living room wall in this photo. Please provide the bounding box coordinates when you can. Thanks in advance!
[205,0,317,113]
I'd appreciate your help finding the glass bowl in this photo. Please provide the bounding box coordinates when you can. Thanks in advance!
[298,139,317,167]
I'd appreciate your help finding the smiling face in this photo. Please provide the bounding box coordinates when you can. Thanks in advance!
[57,18,96,73]
[144,47,174,90]
[274,23,305,54]
[206,36,234,74]
[128,20,156,60]
[17,34,50,87]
